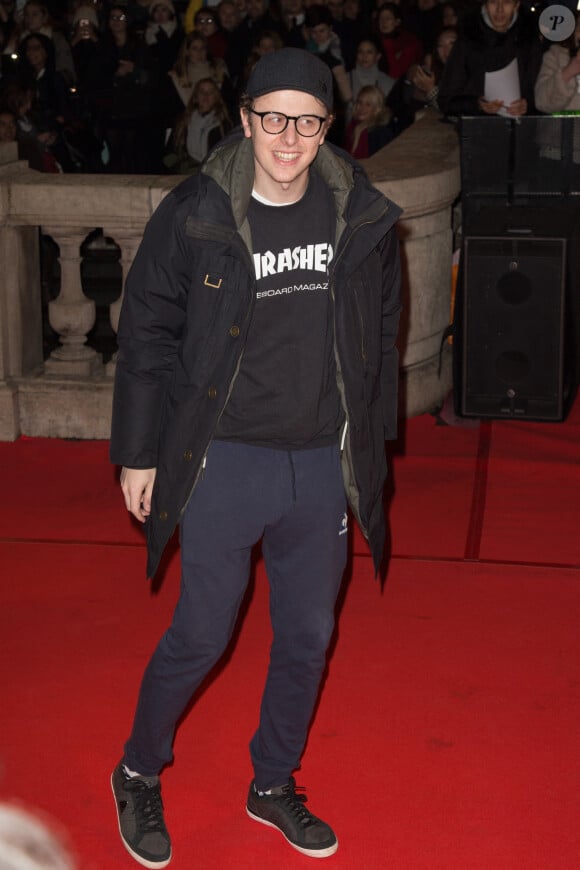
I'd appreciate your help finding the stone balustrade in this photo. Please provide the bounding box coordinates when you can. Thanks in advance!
[0,110,460,440]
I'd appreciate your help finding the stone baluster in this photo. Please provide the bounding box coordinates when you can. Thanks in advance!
[43,226,103,377]
[104,230,141,378]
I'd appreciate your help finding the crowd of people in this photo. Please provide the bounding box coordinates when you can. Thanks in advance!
[0,0,578,174]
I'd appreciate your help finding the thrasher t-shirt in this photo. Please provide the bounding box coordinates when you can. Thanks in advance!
[215,171,344,449]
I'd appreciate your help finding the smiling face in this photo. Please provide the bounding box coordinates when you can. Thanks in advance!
[241,90,331,204]
[354,91,379,123]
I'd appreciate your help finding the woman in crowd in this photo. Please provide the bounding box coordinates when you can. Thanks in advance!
[13,0,76,84]
[192,6,228,59]
[167,30,230,109]
[16,31,85,168]
[94,4,156,171]
[1,80,63,170]
[163,75,231,172]
[375,2,423,80]
[535,11,580,117]
[145,0,183,75]
[349,36,395,109]
[440,1,460,29]
[344,83,395,158]
[437,0,542,117]
[405,25,458,111]
[240,28,284,87]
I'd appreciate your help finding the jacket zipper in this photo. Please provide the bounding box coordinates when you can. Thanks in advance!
[329,200,391,538]
[178,232,255,521]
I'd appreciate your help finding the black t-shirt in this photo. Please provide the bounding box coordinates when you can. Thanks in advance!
[215,171,344,450]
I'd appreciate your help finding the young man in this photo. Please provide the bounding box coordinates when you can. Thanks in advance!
[110,47,401,867]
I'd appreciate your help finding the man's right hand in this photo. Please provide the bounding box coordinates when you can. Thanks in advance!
[120,467,157,523]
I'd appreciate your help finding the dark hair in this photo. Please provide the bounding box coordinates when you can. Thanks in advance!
[305,4,333,28]
[356,34,383,56]
[18,31,56,78]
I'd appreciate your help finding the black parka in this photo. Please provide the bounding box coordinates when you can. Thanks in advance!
[110,134,402,578]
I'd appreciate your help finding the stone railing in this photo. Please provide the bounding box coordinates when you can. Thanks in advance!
[0,110,460,440]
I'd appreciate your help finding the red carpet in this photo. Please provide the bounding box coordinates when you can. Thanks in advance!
[1,402,579,868]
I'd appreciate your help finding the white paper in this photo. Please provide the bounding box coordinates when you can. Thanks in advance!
[484,58,521,116]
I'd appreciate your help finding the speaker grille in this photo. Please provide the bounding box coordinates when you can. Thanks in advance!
[461,236,567,420]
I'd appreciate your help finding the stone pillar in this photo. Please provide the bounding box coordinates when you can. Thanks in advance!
[103,229,141,378]
[43,226,103,377]
[363,111,461,416]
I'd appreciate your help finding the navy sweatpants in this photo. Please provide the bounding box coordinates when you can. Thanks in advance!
[123,439,348,790]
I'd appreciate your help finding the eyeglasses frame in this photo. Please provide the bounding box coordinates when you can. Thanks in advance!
[247,108,328,137]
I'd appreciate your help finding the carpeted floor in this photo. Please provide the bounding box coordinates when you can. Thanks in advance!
[1,401,579,869]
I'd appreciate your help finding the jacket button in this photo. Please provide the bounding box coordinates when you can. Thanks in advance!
[229,325,240,337]
[208,387,217,399]
[159,510,168,521]
[183,449,193,461]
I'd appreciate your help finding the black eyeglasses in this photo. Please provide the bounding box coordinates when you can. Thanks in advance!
[248,109,327,137]
[197,15,215,23]
[110,13,127,21]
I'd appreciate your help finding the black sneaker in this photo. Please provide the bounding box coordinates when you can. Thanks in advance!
[246,777,338,858]
[111,762,171,868]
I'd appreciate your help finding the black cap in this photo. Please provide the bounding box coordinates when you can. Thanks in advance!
[246,48,333,111]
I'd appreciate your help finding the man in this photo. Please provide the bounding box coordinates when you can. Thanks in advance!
[110,47,401,868]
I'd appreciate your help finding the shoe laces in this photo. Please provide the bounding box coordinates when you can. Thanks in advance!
[276,780,317,828]
[124,778,167,834]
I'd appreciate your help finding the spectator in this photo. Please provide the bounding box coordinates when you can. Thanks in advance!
[145,0,183,74]
[349,35,395,109]
[96,4,156,172]
[325,0,363,70]
[279,0,307,49]
[228,0,284,82]
[305,4,351,104]
[193,7,228,58]
[405,25,457,110]
[0,103,17,143]
[535,11,580,118]
[167,30,230,108]
[375,2,422,79]
[437,0,542,117]
[163,74,231,171]
[240,27,284,87]
[440,1,460,29]
[404,0,441,55]
[1,80,63,170]
[344,82,395,157]
[17,32,83,167]
[216,0,240,36]
[0,0,18,53]
[16,0,76,84]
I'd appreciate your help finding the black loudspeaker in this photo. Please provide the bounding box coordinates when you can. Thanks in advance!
[461,235,569,421]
